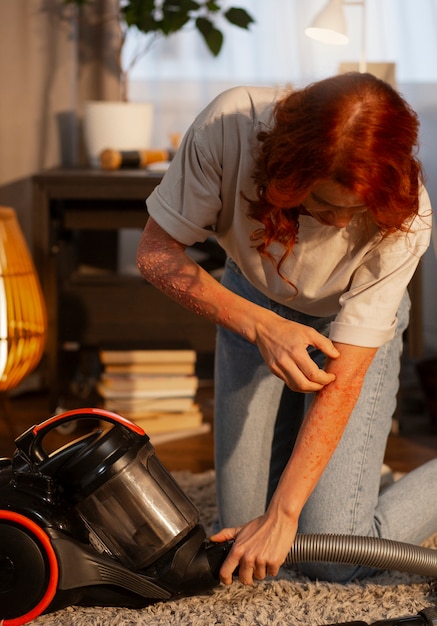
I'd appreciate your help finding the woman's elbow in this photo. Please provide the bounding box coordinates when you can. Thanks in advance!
[136,231,158,281]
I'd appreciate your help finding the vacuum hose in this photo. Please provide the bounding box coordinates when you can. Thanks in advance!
[285,533,437,577]
[202,534,437,626]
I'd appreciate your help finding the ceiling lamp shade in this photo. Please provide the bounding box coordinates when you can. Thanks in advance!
[0,207,46,392]
[305,0,349,45]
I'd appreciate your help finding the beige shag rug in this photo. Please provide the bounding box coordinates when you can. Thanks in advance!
[30,470,437,626]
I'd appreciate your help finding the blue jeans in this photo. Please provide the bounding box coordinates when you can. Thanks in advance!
[214,258,437,582]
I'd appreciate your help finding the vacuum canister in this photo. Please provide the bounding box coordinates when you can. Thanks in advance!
[73,442,199,569]
[17,408,200,571]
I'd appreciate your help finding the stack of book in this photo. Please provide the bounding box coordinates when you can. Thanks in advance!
[97,348,209,443]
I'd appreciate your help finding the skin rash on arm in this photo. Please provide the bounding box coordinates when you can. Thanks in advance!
[216,342,377,585]
[274,342,377,519]
[137,217,341,392]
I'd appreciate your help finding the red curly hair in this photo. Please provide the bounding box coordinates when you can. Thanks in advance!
[248,72,423,272]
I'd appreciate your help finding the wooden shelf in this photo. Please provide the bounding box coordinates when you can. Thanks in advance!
[33,168,218,409]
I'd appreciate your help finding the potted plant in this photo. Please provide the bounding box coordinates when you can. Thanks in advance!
[64,0,255,166]
[66,0,254,100]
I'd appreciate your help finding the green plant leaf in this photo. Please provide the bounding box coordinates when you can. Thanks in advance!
[122,0,160,32]
[205,1,221,12]
[160,13,190,34]
[64,0,255,60]
[161,0,201,15]
[224,7,255,30]
[196,16,223,56]
[158,0,200,35]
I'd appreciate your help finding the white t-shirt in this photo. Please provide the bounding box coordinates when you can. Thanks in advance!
[146,86,432,348]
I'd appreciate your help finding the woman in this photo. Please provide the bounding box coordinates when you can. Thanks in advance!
[136,73,435,585]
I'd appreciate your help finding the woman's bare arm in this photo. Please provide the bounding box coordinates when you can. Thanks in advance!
[136,217,340,392]
[214,342,377,585]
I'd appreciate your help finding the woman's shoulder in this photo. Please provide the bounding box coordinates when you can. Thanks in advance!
[195,85,288,128]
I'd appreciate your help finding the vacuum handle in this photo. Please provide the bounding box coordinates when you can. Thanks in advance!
[15,407,146,464]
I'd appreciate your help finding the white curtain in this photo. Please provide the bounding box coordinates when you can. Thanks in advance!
[124,0,437,146]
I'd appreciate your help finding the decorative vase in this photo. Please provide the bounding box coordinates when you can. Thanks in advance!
[83,101,154,168]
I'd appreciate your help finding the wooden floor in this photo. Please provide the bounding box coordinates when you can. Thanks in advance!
[0,383,216,472]
[1,356,437,475]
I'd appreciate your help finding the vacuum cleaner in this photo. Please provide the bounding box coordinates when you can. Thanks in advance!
[2,407,437,626]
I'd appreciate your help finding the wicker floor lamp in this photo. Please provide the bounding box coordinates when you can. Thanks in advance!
[0,207,47,438]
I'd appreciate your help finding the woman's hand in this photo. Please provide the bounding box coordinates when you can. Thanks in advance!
[210,508,298,585]
[137,218,339,393]
[253,314,340,392]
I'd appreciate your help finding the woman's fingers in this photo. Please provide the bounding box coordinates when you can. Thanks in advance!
[256,318,340,392]
[271,352,335,391]
[213,520,291,586]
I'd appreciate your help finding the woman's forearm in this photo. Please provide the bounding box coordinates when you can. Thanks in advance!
[136,217,264,342]
[267,343,377,523]
[215,342,377,585]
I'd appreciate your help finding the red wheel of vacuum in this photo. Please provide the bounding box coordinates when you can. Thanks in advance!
[0,510,59,625]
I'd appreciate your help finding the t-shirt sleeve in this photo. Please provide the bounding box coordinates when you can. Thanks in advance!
[145,85,269,247]
[146,123,223,246]
[329,185,433,347]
